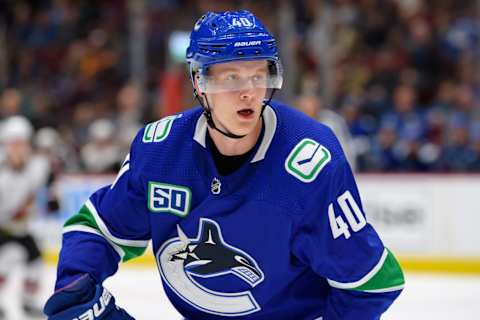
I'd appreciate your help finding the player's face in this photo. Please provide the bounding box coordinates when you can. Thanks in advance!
[5,139,31,169]
[203,60,268,136]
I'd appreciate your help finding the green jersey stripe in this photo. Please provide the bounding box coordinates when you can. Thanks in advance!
[351,248,405,292]
[63,202,149,262]
[327,248,388,289]
[362,284,405,293]
[327,248,405,292]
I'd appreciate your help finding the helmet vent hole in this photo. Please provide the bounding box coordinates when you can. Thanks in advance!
[211,23,217,28]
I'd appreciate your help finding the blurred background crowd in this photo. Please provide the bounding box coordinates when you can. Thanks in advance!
[0,0,479,174]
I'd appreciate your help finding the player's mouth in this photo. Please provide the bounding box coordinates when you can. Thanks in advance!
[237,108,255,120]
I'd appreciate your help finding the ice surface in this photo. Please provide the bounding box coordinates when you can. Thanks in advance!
[2,266,479,319]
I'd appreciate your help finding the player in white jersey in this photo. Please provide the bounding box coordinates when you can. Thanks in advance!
[0,116,50,319]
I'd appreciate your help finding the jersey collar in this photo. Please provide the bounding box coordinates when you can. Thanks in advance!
[193,104,277,163]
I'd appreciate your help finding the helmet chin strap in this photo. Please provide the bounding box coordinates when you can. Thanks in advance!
[194,89,277,140]
[200,92,246,139]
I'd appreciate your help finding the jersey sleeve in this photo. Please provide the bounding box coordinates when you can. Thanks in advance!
[292,156,404,319]
[55,130,151,290]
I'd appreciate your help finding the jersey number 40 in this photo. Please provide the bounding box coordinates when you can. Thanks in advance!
[328,190,366,240]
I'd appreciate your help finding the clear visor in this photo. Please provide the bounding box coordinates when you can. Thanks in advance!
[196,61,283,94]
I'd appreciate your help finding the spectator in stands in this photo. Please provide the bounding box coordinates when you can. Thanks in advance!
[469,122,480,171]
[439,115,474,171]
[0,88,23,118]
[0,0,479,172]
[369,120,401,171]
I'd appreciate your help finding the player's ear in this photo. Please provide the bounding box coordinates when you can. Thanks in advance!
[193,75,207,99]
[193,79,201,95]
[193,76,203,95]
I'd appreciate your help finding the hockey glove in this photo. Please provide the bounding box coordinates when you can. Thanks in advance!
[43,274,134,320]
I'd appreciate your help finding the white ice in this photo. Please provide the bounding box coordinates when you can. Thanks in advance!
[2,266,479,319]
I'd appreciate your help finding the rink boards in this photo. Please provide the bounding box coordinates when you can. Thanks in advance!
[37,173,480,274]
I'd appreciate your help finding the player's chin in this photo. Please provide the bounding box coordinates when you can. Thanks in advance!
[231,120,259,137]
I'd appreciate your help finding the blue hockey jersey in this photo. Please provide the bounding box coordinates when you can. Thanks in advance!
[56,102,404,319]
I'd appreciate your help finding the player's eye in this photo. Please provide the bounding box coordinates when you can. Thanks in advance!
[224,74,239,81]
[251,74,266,84]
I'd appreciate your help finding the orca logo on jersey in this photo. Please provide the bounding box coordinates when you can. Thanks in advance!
[157,218,264,317]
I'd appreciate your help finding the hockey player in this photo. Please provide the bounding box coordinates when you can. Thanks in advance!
[44,10,404,320]
[0,116,50,319]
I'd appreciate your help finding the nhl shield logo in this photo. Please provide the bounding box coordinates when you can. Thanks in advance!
[211,177,222,195]
[156,218,264,317]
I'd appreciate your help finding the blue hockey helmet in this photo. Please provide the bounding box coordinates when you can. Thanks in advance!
[186,10,283,93]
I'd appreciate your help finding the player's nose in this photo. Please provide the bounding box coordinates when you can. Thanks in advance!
[239,88,255,102]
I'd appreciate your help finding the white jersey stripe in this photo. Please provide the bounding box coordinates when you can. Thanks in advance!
[327,248,388,289]
[85,200,149,248]
[63,225,125,261]
[362,284,405,293]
